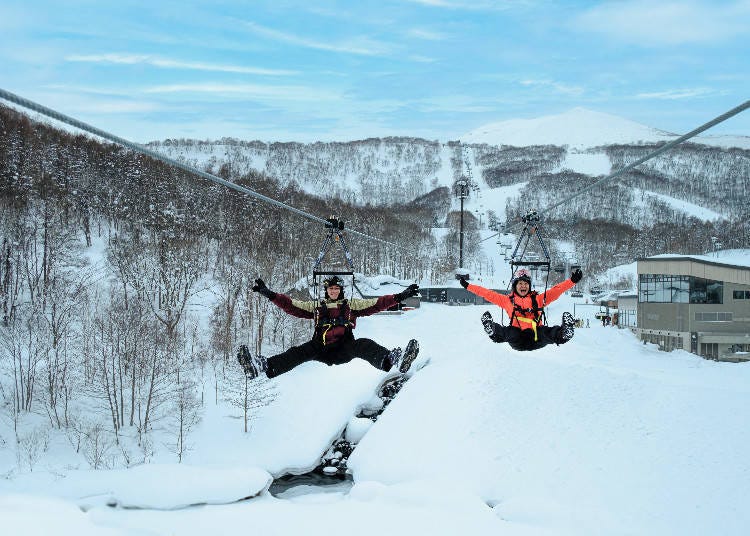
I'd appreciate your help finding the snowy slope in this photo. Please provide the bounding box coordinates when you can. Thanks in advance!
[3,295,749,535]
[462,106,750,150]
[461,107,677,149]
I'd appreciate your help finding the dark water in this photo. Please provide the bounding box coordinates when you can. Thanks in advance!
[268,472,354,499]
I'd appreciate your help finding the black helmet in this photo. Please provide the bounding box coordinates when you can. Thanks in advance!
[323,275,344,289]
[511,268,532,289]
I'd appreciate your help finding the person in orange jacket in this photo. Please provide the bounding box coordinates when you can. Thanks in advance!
[460,267,582,351]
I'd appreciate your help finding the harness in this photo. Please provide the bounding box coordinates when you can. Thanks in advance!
[509,291,546,341]
[315,299,353,345]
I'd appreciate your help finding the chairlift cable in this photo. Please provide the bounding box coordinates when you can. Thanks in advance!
[478,99,750,243]
[0,87,403,249]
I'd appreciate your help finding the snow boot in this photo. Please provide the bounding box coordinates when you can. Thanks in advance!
[481,311,495,336]
[237,345,267,379]
[399,339,419,374]
[385,347,402,372]
[559,312,575,343]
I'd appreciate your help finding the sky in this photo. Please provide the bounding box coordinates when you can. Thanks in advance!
[1,0,749,143]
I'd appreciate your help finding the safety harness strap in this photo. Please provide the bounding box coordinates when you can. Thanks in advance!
[510,292,545,341]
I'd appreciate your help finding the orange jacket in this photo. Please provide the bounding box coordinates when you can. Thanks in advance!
[467,279,575,329]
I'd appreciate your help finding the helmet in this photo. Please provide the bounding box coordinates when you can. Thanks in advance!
[323,275,344,289]
[511,268,532,288]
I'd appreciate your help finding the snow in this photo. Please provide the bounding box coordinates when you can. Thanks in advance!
[649,248,750,268]
[3,289,750,535]
[461,107,676,149]
[633,188,726,221]
[462,107,750,150]
[556,150,611,176]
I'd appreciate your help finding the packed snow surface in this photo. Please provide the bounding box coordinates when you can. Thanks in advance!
[3,290,749,535]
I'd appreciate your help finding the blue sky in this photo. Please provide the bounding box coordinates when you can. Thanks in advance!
[1,0,748,142]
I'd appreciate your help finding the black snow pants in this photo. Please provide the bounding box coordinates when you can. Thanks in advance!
[489,322,568,352]
[265,333,393,378]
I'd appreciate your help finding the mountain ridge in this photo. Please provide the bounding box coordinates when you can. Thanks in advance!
[461,106,750,150]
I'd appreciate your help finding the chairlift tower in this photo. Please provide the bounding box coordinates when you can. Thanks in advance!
[455,176,469,269]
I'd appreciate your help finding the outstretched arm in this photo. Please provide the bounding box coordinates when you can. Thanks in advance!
[252,278,314,319]
[461,277,513,315]
[542,268,582,304]
[349,295,399,317]
[350,283,419,318]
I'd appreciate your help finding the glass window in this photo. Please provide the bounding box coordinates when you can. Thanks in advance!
[639,274,691,303]
[690,278,707,303]
[690,277,723,304]
[695,312,733,322]
[706,280,723,304]
[733,290,750,299]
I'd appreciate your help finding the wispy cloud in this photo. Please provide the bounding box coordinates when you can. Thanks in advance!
[408,55,438,63]
[66,54,298,76]
[405,0,523,10]
[240,21,395,56]
[574,0,750,46]
[407,28,447,41]
[144,82,341,102]
[634,88,718,100]
[419,95,499,113]
[520,79,585,96]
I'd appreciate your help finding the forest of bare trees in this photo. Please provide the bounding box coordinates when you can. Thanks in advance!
[0,105,443,469]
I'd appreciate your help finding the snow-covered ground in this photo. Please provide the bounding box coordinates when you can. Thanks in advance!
[3,292,749,535]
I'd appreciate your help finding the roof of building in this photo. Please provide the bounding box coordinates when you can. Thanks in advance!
[638,249,750,271]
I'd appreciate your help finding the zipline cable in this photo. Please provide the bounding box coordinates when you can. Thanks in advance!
[0,87,402,249]
[479,99,750,243]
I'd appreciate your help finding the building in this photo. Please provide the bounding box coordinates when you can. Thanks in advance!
[636,254,750,361]
[615,293,637,328]
[420,286,502,305]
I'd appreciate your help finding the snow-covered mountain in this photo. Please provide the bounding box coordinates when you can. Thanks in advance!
[461,107,676,149]
[461,107,750,150]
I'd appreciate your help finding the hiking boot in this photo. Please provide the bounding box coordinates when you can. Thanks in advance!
[481,311,495,336]
[386,347,402,372]
[560,312,575,343]
[237,345,267,379]
[399,339,419,374]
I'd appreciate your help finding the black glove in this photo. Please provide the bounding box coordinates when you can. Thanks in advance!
[252,278,276,300]
[395,283,419,302]
[459,277,469,289]
[571,268,583,284]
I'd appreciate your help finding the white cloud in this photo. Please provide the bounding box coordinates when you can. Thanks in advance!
[575,0,750,46]
[408,55,438,63]
[407,28,447,41]
[240,21,394,57]
[418,95,499,113]
[405,0,520,9]
[66,54,297,76]
[634,88,719,100]
[144,83,341,102]
[520,79,585,96]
